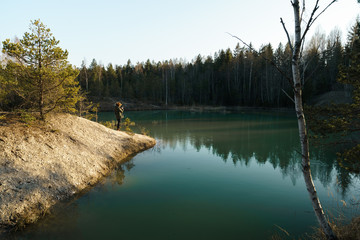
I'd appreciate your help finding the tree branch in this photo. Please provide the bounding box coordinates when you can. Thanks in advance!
[43,73,72,93]
[301,0,337,43]
[300,0,306,23]
[227,32,294,87]
[44,95,68,114]
[301,0,319,43]
[282,88,295,103]
[280,18,294,53]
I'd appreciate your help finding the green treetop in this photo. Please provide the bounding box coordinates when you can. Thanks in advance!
[2,19,80,120]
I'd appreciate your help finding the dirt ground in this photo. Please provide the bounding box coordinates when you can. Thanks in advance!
[0,113,156,232]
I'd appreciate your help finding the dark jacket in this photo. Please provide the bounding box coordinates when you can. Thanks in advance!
[114,105,124,120]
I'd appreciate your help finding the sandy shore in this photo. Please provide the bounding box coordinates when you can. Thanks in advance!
[0,113,156,232]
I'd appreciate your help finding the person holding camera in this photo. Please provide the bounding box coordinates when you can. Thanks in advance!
[114,102,124,130]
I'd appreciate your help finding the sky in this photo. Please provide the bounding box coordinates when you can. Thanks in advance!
[0,0,359,67]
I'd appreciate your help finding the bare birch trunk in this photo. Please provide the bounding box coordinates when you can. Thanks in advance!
[234,60,239,90]
[98,66,102,98]
[165,69,168,106]
[182,76,185,104]
[211,70,215,104]
[84,66,88,92]
[248,61,253,103]
[243,61,246,103]
[291,1,337,239]
[120,71,123,98]
[227,68,231,96]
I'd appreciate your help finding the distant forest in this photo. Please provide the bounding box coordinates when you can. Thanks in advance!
[77,28,348,108]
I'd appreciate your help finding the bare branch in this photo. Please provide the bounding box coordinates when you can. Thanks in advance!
[299,36,306,60]
[226,32,254,53]
[44,95,67,114]
[301,0,337,43]
[44,73,72,93]
[310,0,337,26]
[281,88,295,103]
[227,32,294,87]
[300,0,319,43]
[303,62,321,85]
[280,18,294,53]
[300,0,306,23]
[296,149,307,159]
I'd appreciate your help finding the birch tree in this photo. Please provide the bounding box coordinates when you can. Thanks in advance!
[80,59,89,92]
[281,1,338,239]
[229,1,337,238]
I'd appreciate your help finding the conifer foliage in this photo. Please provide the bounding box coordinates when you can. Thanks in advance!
[2,19,80,120]
[307,20,360,173]
[77,34,347,108]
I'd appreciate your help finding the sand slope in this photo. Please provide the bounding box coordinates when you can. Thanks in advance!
[0,113,156,231]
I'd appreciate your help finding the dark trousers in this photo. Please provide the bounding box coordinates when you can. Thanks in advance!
[116,118,121,130]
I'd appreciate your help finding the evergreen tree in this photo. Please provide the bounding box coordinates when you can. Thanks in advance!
[308,19,360,173]
[74,26,348,111]
[325,29,343,91]
[106,63,120,97]
[2,19,80,120]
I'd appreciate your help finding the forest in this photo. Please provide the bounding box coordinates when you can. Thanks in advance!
[0,22,356,110]
[76,27,348,108]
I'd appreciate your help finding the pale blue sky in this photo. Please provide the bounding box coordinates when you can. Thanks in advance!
[1,0,359,67]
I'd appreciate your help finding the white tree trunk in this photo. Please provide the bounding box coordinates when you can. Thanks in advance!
[165,69,168,106]
[248,61,253,102]
[291,1,337,239]
[85,67,88,92]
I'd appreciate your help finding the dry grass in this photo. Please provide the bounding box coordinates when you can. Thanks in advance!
[271,216,360,240]
[309,217,360,240]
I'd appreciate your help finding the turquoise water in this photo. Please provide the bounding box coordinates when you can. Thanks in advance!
[10,111,360,239]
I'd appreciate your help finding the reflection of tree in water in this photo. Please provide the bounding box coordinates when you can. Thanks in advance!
[109,159,135,186]
[7,159,137,239]
[148,112,356,193]
[308,146,355,197]
[111,165,125,185]
[7,190,85,239]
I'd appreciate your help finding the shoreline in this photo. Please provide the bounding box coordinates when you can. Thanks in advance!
[91,89,352,112]
[0,113,156,234]
[95,101,295,113]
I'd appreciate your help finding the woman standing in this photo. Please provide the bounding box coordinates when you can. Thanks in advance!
[114,102,124,130]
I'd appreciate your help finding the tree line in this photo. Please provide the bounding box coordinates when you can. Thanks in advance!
[76,28,346,108]
[0,21,354,112]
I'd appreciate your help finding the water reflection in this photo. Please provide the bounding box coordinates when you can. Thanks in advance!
[5,158,138,240]
[136,111,356,195]
[7,111,359,240]
[108,159,135,186]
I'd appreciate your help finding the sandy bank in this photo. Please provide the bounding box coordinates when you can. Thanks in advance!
[0,113,156,232]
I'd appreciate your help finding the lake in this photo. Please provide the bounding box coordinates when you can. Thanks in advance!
[10,110,360,239]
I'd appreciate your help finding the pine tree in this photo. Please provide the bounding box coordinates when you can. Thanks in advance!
[2,19,80,120]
